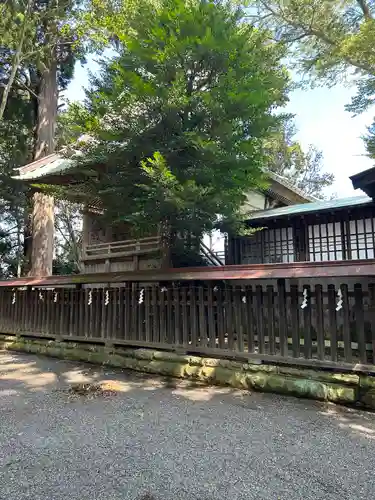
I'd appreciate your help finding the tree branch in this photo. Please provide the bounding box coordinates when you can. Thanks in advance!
[258,0,375,74]
[356,0,373,19]
[0,0,34,120]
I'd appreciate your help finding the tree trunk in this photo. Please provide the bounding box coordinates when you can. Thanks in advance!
[28,59,57,277]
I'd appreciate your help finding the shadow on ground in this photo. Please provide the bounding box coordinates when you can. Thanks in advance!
[1,349,375,439]
[1,351,375,500]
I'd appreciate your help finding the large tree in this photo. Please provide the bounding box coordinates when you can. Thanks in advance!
[62,0,290,245]
[0,0,101,276]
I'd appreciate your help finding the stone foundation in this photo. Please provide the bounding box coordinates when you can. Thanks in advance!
[1,334,375,409]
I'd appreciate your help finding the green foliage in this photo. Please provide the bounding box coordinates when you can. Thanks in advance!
[252,0,375,90]
[265,117,334,198]
[252,0,375,171]
[54,201,83,274]
[0,89,32,278]
[63,0,290,239]
[0,0,102,276]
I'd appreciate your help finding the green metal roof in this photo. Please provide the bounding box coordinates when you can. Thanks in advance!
[247,195,373,221]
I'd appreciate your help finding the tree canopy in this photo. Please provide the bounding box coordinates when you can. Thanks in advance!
[62,0,290,240]
[252,0,375,165]
[0,0,97,276]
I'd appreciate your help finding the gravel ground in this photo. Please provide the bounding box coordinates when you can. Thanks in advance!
[1,352,375,500]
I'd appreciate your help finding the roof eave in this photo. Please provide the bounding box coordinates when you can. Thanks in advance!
[267,172,315,204]
[350,166,375,198]
[246,196,373,224]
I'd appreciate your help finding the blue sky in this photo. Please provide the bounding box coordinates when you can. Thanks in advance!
[67,61,375,198]
[285,85,374,197]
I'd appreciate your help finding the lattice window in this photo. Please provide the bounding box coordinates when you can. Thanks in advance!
[308,222,343,261]
[308,218,375,262]
[239,227,295,264]
[348,218,375,259]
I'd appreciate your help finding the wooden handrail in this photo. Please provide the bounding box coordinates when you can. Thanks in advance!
[82,236,161,261]
[85,236,159,251]
[82,247,160,262]
[199,241,225,266]
[1,259,375,287]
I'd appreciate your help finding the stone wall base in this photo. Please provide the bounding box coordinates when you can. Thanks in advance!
[1,334,375,409]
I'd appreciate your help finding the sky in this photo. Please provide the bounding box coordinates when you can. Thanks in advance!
[284,85,374,197]
[67,60,375,199]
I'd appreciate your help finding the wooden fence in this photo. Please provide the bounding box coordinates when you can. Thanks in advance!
[1,272,375,370]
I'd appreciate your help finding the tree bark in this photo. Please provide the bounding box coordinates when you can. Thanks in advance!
[28,59,57,277]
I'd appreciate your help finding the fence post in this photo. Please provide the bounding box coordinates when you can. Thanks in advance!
[302,285,312,359]
[290,284,300,358]
[277,279,288,357]
[341,284,352,363]
[354,283,366,363]
[315,284,325,360]
[327,284,338,361]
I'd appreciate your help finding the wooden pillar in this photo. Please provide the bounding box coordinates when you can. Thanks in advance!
[28,191,54,277]
[294,217,308,262]
[82,210,91,250]
[81,210,91,273]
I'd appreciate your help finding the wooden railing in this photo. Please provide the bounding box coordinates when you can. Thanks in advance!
[83,236,161,261]
[1,261,375,371]
[199,241,225,266]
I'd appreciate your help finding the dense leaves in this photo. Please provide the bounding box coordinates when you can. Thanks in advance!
[64,0,290,240]
[252,0,375,165]
[0,0,94,276]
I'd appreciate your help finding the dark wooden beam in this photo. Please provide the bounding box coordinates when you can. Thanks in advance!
[2,259,375,287]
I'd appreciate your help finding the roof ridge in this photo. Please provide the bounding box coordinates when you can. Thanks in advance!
[267,171,317,202]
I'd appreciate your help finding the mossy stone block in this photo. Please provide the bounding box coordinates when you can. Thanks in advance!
[326,385,356,404]
[219,359,244,371]
[359,388,375,409]
[203,358,221,367]
[168,363,186,378]
[213,367,233,386]
[360,376,375,389]
[118,357,139,370]
[152,351,186,363]
[145,360,180,376]
[132,359,150,371]
[284,378,327,400]
[45,346,66,358]
[229,372,249,389]
[279,366,359,385]
[134,349,155,360]
[89,351,109,364]
[116,347,136,358]
[264,374,289,394]
[246,372,269,390]
[6,341,24,351]
[184,364,200,378]
[66,350,91,363]
[188,356,203,366]
[243,363,277,373]
[199,366,216,381]
[108,354,128,368]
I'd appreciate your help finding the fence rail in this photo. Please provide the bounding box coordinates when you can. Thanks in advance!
[83,236,161,261]
[1,278,375,370]
[1,259,375,288]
